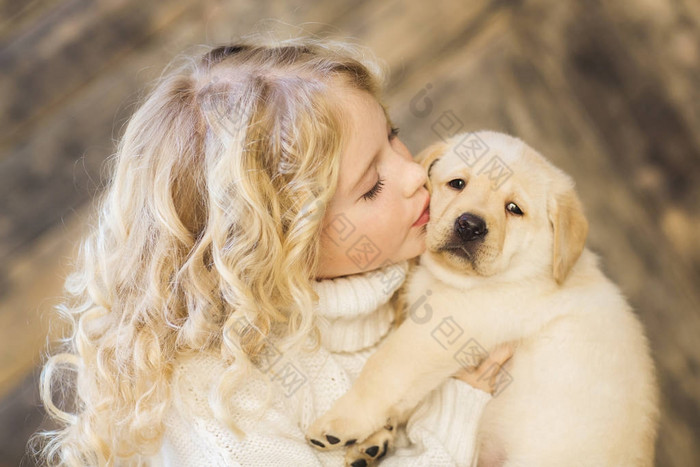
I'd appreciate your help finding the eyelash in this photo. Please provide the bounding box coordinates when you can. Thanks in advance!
[389,126,400,140]
[361,127,398,201]
[362,176,385,201]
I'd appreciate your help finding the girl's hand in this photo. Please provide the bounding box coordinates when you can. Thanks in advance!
[451,342,515,395]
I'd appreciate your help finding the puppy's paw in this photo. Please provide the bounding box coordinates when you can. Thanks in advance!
[305,400,392,452]
[343,422,395,466]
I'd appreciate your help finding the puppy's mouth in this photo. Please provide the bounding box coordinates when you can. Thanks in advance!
[439,243,477,262]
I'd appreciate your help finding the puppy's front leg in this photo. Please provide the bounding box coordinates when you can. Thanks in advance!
[306,317,461,450]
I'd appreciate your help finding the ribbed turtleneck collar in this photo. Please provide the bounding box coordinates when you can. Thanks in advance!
[311,260,409,353]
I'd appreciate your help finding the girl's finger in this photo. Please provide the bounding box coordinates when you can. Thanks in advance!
[486,343,515,369]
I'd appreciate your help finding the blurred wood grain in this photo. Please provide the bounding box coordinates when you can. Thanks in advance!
[1,0,698,465]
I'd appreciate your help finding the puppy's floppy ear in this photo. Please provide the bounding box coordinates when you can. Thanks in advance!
[548,180,588,285]
[414,140,448,193]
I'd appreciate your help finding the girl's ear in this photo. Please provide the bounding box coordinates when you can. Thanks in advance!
[414,140,448,193]
[547,184,589,285]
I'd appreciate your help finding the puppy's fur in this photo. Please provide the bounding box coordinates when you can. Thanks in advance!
[307,131,660,467]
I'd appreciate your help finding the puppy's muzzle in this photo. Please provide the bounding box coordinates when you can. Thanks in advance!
[455,213,488,242]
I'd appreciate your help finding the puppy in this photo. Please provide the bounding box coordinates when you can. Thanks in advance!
[306,131,660,467]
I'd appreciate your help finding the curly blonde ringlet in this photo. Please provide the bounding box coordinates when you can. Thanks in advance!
[29,34,389,466]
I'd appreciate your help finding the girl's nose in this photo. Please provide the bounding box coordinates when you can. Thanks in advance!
[404,158,428,198]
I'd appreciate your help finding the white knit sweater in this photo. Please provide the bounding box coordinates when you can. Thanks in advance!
[150,260,491,466]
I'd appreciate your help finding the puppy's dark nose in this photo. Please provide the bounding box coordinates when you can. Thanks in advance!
[455,213,488,242]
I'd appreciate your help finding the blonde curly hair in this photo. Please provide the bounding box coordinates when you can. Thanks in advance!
[29,34,389,466]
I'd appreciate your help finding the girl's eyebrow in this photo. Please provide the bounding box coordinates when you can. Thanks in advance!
[349,117,392,196]
[380,102,395,129]
[349,149,378,196]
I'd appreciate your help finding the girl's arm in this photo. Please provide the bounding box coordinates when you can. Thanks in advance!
[149,352,328,467]
[152,397,327,467]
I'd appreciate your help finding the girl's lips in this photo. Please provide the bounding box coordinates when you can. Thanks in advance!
[412,207,430,227]
[412,196,431,227]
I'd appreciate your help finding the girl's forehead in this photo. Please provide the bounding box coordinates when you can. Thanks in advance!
[334,84,389,118]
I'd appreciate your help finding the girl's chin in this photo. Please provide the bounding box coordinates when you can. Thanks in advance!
[400,241,427,262]
[414,233,428,252]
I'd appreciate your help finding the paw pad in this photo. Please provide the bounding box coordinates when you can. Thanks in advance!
[364,445,379,457]
[309,439,325,448]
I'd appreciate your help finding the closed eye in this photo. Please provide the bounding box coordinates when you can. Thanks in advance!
[362,176,385,201]
[389,126,400,141]
[361,127,398,202]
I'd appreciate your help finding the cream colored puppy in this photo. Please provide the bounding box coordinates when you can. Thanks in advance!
[306,131,660,467]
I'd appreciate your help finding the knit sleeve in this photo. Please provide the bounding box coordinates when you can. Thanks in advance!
[378,378,492,467]
[155,403,329,467]
[151,353,332,467]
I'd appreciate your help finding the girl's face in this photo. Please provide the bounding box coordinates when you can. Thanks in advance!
[315,86,430,280]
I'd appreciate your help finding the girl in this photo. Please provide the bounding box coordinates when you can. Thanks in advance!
[31,35,513,466]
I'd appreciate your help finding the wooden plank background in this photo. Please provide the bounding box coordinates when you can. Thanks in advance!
[1,0,698,465]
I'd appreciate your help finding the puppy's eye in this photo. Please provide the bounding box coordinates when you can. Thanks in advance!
[506,202,524,216]
[448,179,466,190]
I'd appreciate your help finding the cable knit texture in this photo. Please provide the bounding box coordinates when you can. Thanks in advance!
[150,260,491,466]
